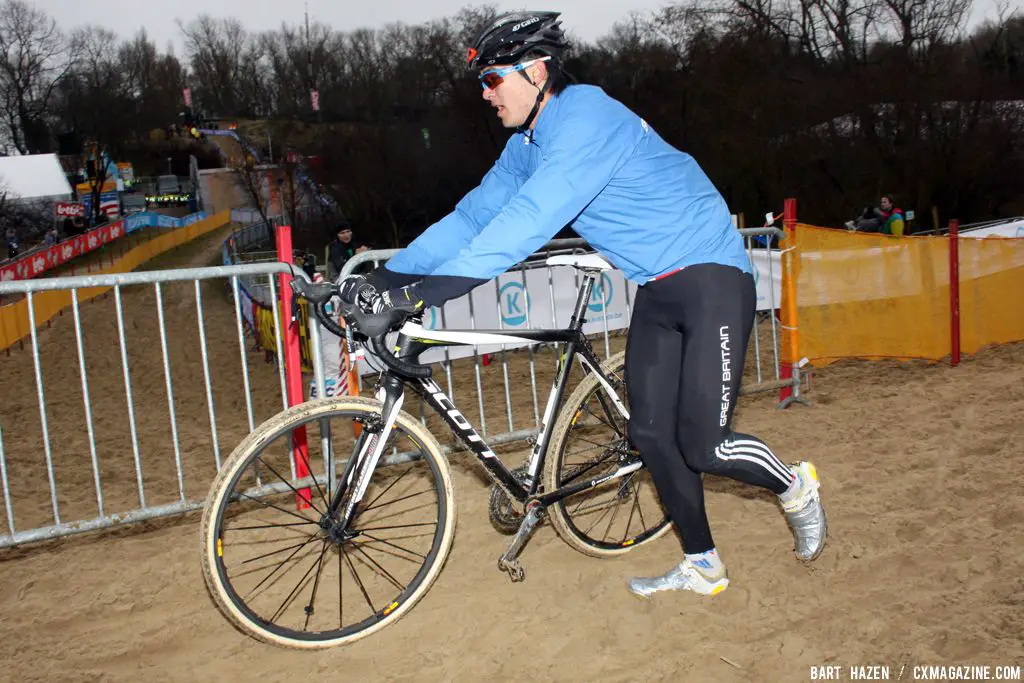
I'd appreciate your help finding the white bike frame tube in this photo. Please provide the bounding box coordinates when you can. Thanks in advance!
[341,387,406,519]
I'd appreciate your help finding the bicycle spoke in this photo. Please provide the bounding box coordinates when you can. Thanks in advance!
[227,518,319,546]
[243,534,320,600]
[292,437,332,515]
[582,496,619,537]
[230,520,318,531]
[602,492,623,541]
[352,544,406,593]
[271,539,329,624]
[361,465,415,512]
[231,539,315,570]
[358,521,437,533]
[635,482,650,533]
[571,494,623,518]
[357,499,437,527]
[360,488,434,516]
[566,434,619,454]
[561,454,615,486]
[344,544,348,630]
[357,535,426,563]
[256,456,327,517]
[303,540,332,631]
[343,546,377,614]
[582,402,621,434]
[623,480,641,542]
[236,489,320,527]
[592,392,626,433]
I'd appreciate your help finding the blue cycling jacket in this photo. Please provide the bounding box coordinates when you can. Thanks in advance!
[384,84,750,306]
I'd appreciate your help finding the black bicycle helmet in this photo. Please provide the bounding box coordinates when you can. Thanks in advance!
[466,11,568,70]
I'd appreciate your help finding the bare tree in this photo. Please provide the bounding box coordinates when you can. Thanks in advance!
[117,29,187,136]
[231,152,271,224]
[879,0,972,58]
[0,0,76,154]
[53,26,136,224]
[0,178,51,247]
[179,15,268,117]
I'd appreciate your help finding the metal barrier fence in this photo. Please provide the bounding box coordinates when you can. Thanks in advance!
[222,216,279,263]
[0,262,325,549]
[0,224,796,549]
[338,229,797,448]
[221,217,287,306]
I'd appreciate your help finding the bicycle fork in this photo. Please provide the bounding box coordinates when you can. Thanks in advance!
[331,375,405,530]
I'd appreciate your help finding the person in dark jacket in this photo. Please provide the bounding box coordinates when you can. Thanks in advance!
[327,221,369,280]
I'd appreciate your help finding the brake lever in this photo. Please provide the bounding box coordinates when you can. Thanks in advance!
[290,277,338,304]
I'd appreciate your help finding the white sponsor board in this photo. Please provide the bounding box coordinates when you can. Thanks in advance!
[961,218,1024,238]
[350,254,784,373]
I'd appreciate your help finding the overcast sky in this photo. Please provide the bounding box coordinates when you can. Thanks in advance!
[37,0,1011,54]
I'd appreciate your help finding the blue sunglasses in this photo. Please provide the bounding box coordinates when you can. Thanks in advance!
[479,57,551,90]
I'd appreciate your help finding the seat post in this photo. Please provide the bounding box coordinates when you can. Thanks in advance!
[568,271,596,331]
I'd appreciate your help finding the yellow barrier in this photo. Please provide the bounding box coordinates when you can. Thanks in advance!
[959,235,1024,354]
[0,211,232,352]
[246,289,315,374]
[795,224,1024,365]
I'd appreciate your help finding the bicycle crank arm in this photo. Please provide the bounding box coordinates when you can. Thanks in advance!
[497,503,545,583]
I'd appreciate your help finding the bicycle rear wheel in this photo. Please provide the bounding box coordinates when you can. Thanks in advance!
[543,351,672,557]
[200,396,456,649]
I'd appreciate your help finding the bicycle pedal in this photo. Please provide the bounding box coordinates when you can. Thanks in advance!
[497,557,526,583]
[496,504,543,584]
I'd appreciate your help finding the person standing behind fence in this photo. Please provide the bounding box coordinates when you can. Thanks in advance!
[336,10,828,600]
[5,227,18,259]
[845,195,905,236]
[308,268,349,399]
[327,221,370,280]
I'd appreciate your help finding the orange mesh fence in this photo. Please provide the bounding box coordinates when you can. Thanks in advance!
[794,224,1024,366]
[959,234,1024,353]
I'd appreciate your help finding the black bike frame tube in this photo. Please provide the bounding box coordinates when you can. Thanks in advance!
[515,272,599,495]
[569,274,596,331]
[411,376,528,502]
[533,459,643,507]
[523,337,579,494]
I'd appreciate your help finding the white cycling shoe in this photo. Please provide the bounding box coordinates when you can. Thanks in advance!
[627,558,729,599]
[781,461,828,561]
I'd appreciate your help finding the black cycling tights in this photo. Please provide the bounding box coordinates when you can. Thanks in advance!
[625,264,795,555]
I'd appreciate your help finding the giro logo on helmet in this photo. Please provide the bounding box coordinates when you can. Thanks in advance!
[512,17,541,32]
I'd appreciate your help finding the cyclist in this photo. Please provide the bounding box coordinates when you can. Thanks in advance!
[342,10,827,598]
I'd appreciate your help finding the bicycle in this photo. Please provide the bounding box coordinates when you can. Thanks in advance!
[199,253,671,649]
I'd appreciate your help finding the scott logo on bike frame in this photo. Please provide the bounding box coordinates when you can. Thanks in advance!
[422,378,497,459]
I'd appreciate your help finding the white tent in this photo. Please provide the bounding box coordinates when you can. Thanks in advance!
[0,153,72,202]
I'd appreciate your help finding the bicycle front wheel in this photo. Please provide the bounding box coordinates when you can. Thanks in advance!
[543,351,672,557]
[200,396,456,649]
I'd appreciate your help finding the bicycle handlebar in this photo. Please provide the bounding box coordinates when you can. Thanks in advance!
[291,277,432,379]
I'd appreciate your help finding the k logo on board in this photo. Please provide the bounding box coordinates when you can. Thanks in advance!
[587,273,614,313]
[499,281,530,326]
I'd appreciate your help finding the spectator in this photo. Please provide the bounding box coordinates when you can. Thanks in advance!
[327,221,370,280]
[5,227,18,259]
[845,195,905,235]
[44,227,59,246]
[297,250,318,280]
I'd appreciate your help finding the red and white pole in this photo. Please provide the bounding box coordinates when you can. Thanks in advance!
[275,225,312,508]
[949,219,960,367]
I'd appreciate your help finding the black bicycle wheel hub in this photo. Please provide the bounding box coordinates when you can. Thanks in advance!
[319,514,358,545]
